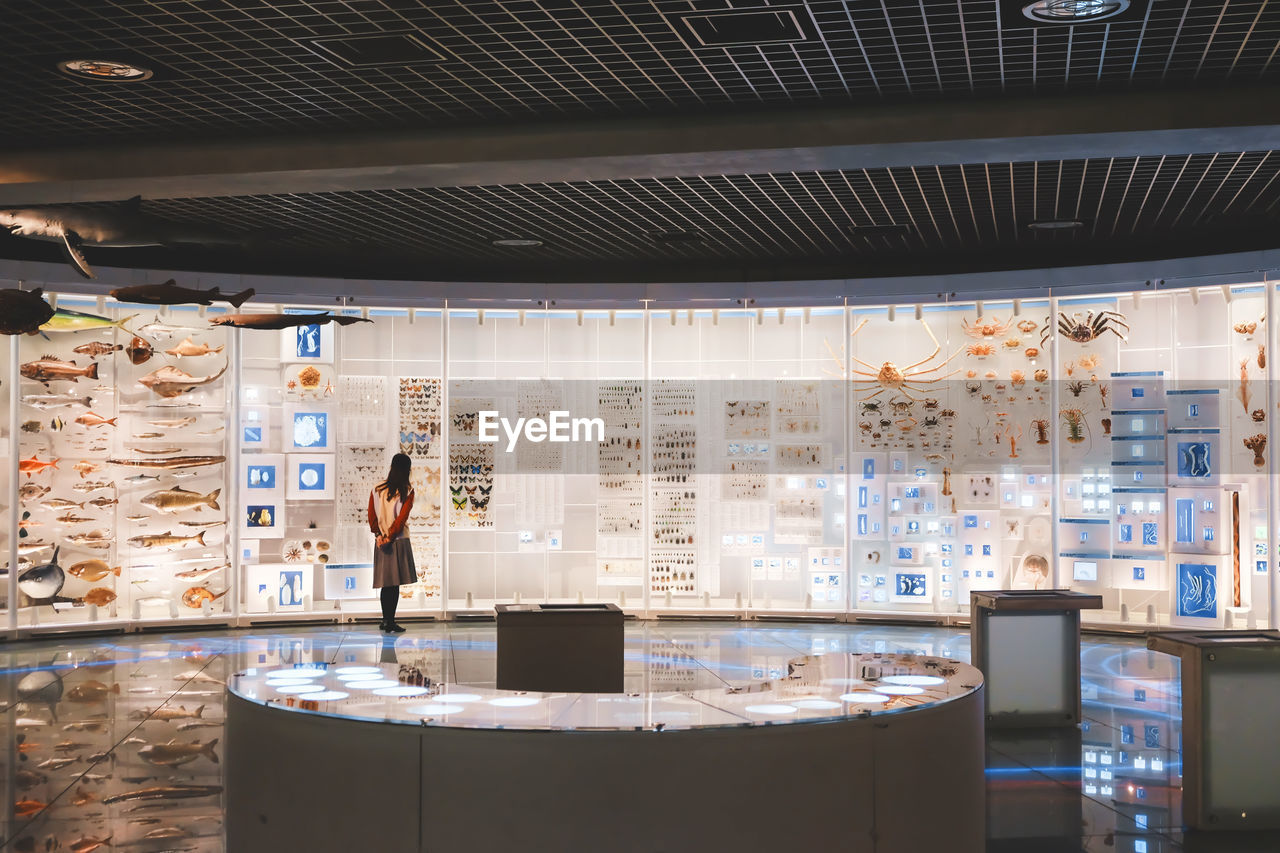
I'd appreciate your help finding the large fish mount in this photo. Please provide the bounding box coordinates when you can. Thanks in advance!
[0,288,55,335]
[110,279,255,308]
[0,196,249,279]
[210,312,372,330]
[107,455,226,469]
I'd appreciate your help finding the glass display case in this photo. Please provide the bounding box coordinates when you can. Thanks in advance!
[0,277,1276,632]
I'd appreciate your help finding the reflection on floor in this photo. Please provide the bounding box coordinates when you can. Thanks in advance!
[0,621,1275,851]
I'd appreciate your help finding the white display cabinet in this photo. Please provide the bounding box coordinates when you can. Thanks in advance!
[1,278,1278,634]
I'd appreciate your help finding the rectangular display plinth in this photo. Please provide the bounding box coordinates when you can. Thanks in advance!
[496,603,625,693]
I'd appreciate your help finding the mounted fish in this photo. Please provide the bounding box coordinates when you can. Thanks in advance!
[141,486,221,514]
[73,460,103,478]
[66,680,119,703]
[139,362,228,397]
[111,279,255,308]
[109,455,226,470]
[147,416,196,429]
[18,546,66,603]
[71,480,115,493]
[18,483,51,501]
[18,454,58,478]
[67,560,121,582]
[0,195,250,279]
[180,587,229,609]
[130,703,205,722]
[174,564,227,580]
[20,355,99,384]
[79,588,117,607]
[211,311,371,330]
[72,340,122,357]
[23,392,93,409]
[165,337,225,357]
[125,335,154,365]
[75,411,117,428]
[0,287,55,334]
[101,784,223,804]
[137,738,219,767]
[17,664,63,720]
[127,530,208,550]
[42,307,137,334]
[67,529,113,550]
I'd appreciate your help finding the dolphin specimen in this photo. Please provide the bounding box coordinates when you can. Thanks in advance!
[0,196,247,279]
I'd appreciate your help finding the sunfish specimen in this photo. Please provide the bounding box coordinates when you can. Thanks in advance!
[0,195,247,279]
[210,312,371,330]
[111,279,254,308]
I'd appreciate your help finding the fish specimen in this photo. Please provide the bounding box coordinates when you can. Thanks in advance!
[66,680,120,703]
[67,530,113,550]
[15,769,47,790]
[75,411,118,427]
[73,340,123,357]
[87,496,119,509]
[138,363,228,397]
[17,539,54,555]
[20,419,43,433]
[18,669,64,720]
[18,547,66,600]
[131,445,183,455]
[21,355,100,383]
[131,704,205,722]
[74,460,103,478]
[138,738,220,767]
[174,670,225,686]
[124,473,161,483]
[63,721,106,732]
[36,756,79,769]
[125,335,154,365]
[23,391,94,408]
[19,483,51,501]
[79,588,118,607]
[57,512,97,524]
[173,564,226,581]
[147,416,196,429]
[53,740,93,753]
[176,719,220,731]
[68,836,112,853]
[141,486,221,514]
[13,799,47,817]
[102,784,223,804]
[164,337,226,357]
[0,287,56,334]
[72,480,115,493]
[132,431,163,439]
[71,786,97,806]
[177,519,226,529]
[180,587,228,608]
[19,454,59,477]
[127,531,208,549]
[212,310,371,330]
[109,455,226,470]
[42,305,138,333]
[16,718,49,729]
[41,497,84,511]
[111,279,255,308]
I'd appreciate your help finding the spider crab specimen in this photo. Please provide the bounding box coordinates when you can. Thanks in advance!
[1042,310,1129,347]
[829,319,964,402]
[962,316,1013,339]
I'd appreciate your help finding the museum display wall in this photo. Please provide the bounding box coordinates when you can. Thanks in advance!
[3,278,1276,634]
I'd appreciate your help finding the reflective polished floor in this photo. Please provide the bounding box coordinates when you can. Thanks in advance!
[0,620,1273,851]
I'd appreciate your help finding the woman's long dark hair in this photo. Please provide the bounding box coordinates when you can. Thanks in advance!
[381,453,412,502]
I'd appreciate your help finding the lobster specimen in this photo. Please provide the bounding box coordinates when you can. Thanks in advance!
[1042,310,1129,346]
[1060,408,1089,444]
[962,316,1013,339]
[834,318,963,402]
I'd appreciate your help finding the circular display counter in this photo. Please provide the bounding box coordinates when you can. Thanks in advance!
[227,652,985,853]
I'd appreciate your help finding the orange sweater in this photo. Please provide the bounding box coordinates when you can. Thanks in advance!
[368,485,414,540]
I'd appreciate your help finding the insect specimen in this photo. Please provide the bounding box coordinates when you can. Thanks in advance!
[1060,408,1088,444]
[1042,310,1129,346]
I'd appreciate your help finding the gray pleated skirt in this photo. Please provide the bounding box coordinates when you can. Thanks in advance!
[373,537,417,588]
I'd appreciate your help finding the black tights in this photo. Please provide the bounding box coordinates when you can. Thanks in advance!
[380,586,400,625]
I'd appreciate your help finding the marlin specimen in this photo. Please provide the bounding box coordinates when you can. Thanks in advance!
[0,196,248,279]
[110,279,255,308]
[210,312,371,330]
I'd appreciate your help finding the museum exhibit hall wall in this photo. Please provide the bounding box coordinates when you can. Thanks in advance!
[3,277,1278,635]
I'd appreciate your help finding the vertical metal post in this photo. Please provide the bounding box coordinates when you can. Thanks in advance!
[642,303,652,616]
[843,299,853,619]
[7,334,18,634]
[229,325,243,627]
[1267,276,1278,628]
[1048,294,1062,590]
[440,302,450,616]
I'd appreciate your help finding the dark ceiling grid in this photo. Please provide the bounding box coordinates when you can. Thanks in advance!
[0,1,1276,144]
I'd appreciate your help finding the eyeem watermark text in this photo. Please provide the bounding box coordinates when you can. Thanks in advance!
[478,410,605,452]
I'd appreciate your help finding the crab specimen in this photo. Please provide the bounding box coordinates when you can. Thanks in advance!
[1253,409,1266,422]
[1034,368,1049,383]
[1042,310,1129,347]
[889,399,913,415]
[1010,369,1026,386]
[1001,338,1022,350]
[1024,347,1039,360]
[966,343,995,357]
[962,316,1013,339]
[1016,319,1038,333]
[834,318,963,402]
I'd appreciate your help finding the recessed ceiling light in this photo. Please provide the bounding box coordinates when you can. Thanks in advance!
[1027,218,1087,231]
[491,238,544,248]
[57,58,153,81]
[1021,0,1129,23]
[672,6,812,48]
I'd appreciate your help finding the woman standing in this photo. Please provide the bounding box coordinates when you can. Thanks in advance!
[368,453,416,633]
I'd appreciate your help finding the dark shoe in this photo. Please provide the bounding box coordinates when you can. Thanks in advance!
[378,622,392,632]
[387,622,407,633]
